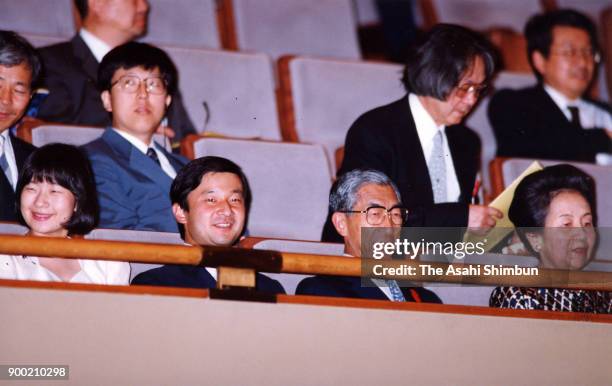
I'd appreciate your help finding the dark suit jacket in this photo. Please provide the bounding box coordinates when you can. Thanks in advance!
[0,134,36,221]
[296,275,441,303]
[131,264,286,295]
[322,95,480,241]
[37,34,196,141]
[82,128,187,232]
[489,84,611,162]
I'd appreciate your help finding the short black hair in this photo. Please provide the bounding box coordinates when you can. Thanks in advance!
[16,143,99,235]
[509,164,596,254]
[0,30,42,88]
[98,42,178,94]
[401,23,497,100]
[170,156,251,240]
[73,0,87,19]
[525,9,599,80]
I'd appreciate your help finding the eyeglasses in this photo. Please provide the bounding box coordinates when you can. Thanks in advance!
[550,47,601,63]
[454,83,488,98]
[340,206,409,226]
[111,75,167,95]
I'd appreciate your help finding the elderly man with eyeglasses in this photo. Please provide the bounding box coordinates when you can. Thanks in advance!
[82,42,187,232]
[323,24,503,243]
[297,169,441,303]
[490,9,611,163]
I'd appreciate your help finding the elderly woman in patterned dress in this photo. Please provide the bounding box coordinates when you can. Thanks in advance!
[490,164,611,313]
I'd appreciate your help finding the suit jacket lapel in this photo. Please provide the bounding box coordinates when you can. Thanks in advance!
[403,101,435,203]
[102,129,173,190]
[70,35,99,83]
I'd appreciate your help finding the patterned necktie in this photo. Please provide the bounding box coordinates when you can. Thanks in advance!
[567,106,582,129]
[0,136,14,190]
[146,147,161,166]
[428,130,446,203]
[387,279,406,302]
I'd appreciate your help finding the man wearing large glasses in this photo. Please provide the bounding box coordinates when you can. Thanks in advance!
[297,169,441,303]
[82,42,187,232]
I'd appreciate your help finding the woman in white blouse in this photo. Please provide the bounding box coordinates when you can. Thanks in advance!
[0,143,129,284]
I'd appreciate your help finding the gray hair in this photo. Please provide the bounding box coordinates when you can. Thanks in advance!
[0,31,41,86]
[330,169,401,212]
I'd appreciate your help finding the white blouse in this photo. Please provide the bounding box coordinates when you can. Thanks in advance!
[0,254,130,285]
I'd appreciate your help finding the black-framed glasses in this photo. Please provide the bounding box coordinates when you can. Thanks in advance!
[111,75,167,95]
[340,206,409,226]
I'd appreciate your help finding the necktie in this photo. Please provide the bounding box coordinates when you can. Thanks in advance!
[568,106,582,129]
[428,130,446,203]
[146,147,161,166]
[387,280,406,302]
[0,136,14,190]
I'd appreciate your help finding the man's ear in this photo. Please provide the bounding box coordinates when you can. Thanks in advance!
[532,51,547,76]
[165,94,172,108]
[331,212,349,238]
[101,90,112,112]
[172,203,187,225]
[525,232,543,254]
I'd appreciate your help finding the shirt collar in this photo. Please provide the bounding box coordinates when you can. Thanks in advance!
[112,128,153,154]
[409,93,444,140]
[79,28,112,62]
[543,83,583,109]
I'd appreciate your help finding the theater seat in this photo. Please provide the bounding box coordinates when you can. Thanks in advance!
[140,0,221,49]
[85,228,184,281]
[491,157,612,227]
[229,0,361,60]
[0,0,76,38]
[425,0,542,32]
[183,137,332,241]
[19,124,172,150]
[162,46,281,140]
[278,56,404,173]
[241,237,345,294]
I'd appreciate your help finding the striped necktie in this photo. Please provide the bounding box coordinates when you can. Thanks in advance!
[428,130,446,203]
[146,147,161,167]
[0,135,14,190]
[387,279,406,302]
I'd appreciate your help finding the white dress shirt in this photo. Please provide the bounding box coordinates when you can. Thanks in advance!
[544,84,612,131]
[113,129,177,178]
[79,28,112,63]
[0,130,18,189]
[409,94,461,202]
[0,254,130,284]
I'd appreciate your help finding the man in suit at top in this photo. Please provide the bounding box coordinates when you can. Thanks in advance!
[37,0,195,144]
[323,24,502,242]
[82,42,187,232]
[489,9,611,163]
[298,169,440,303]
[0,31,38,221]
[132,156,284,294]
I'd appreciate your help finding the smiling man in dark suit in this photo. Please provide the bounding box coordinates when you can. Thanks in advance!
[37,0,195,143]
[132,156,285,294]
[489,9,611,163]
[323,24,502,241]
[0,31,38,221]
[82,42,187,232]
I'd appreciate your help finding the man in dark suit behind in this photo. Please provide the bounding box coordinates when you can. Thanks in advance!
[82,42,187,232]
[298,169,440,303]
[323,24,502,241]
[37,0,195,144]
[489,9,611,163]
[0,31,38,221]
[132,156,284,294]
